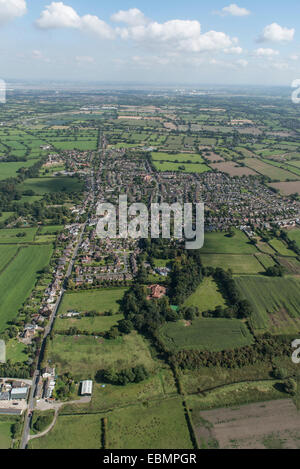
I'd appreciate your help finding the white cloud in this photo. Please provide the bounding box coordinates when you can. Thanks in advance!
[216,4,250,17]
[224,46,243,54]
[236,59,248,67]
[290,54,299,61]
[111,8,147,26]
[36,2,114,39]
[260,23,295,43]
[254,48,279,57]
[0,0,27,25]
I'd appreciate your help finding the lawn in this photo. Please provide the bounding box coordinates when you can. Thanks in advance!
[48,331,156,380]
[54,313,124,334]
[107,398,193,449]
[201,254,263,274]
[5,339,28,363]
[201,230,257,254]
[19,177,83,195]
[28,414,102,449]
[59,288,127,314]
[184,277,226,313]
[235,276,300,334]
[0,418,14,449]
[0,227,37,244]
[0,244,52,331]
[159,318,254,353]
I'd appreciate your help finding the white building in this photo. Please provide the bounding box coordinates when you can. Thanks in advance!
[81,380,93,396]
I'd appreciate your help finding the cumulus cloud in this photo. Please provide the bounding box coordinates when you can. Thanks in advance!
[215,4,250,17]
[224,46,243,54]
[35,2,114,39]
[254,48,279,57]
[0,0,27,25]
[111,8,147,26]
[259,23,295,43]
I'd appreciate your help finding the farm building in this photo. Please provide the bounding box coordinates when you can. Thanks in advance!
[81,380,93,396]
[0,340,5,363]
[11,387,29,400]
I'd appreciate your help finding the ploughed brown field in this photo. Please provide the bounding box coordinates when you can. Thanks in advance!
[209,161,257,177]
[204,153,225,163]
[196,400,300,449]
[269,181,300,195]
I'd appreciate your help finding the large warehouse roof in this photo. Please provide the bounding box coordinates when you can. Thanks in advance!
[81,380,93,395]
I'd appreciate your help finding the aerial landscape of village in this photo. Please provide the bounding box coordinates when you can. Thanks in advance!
[1,0,300,455]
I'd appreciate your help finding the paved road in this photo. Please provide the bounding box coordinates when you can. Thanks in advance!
[20,222,88,449]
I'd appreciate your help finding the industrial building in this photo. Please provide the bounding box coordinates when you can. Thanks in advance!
[80,380,93,396]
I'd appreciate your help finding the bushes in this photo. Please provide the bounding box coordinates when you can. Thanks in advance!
[33,413,54,432]
[95,365,149,386]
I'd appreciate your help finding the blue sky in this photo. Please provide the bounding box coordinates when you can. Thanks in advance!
[0,1,300,85]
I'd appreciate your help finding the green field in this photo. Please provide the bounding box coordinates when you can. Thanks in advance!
[0,159,40,181]
[243,158,299,181]
[59,288,127,314]
[48,331,156,380]
[201,254,263,274]
[29,414,102,449]
[107,398,193,449]
[0,245,19,270]
[152,152,204,163]
[0,244,52,331]
[201,230,257,254]
[153,161,210,173]
[184,277,226,313]
[0,228,38,244]
[19,177,83,195]
[5,339,28,363]
[0,418,14,449]
[287,229,300,249]
[235,276,300,334]
[54,313,124,334]
[268,239,297,257]
[39,225,64,234]
[255,254,276,270]
[159,318,254,352]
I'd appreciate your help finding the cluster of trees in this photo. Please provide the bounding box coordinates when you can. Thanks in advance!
[95,365,149,386]
[170,334,292,370]
[33,412,54,432]
[0,361,31,379]
[280,230,300,256]
[212,268,253,319]
[52,373,76,400]
[170,250,203,304]
[266,265,285,277]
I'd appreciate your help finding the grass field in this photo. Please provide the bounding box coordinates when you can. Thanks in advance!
[0,418,14,449]
[243,158,298,181]
[28,414,102,449]
[151,152,204,163]
[0,244,52,331]
[235,276,300,334]
[268,239,297,257]
[48,331,156,380]
[255,253,276,270]
[107,398,193,449]
[201,230,257,254]
[59,288,127,314]
[0,159,40,181]
[153,160,210,174]
[19,177,83,195]
[201,254,264,274]
[5,339,28,363]
[54,313,124,334]
[184,277,226,313]
[0,245,19,270]
[287,229,300,249]
[159,318,254,352]
[0,228,37,244]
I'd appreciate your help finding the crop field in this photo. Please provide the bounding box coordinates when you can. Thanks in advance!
[243,158,299,181]
[268,239,297,257]
[209,162,257,177]
[269,181,300,195]
[159,318,254,352]
[153,160,210,174]
[48,331,156,380]
[0,244,52,331]
[201,254,263,274]
[59,288,127,314]
[278,257,300,275]
[0,227,38,244]
[184,277,226,313]
[201,230,257,254]
[255,253,276,270]
[28,414,102,449]
[19,177,83,194]
[235,276,300,334]
[54,313,124,334]
[107,398,193,449]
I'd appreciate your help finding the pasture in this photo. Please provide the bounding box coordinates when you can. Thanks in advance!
[19,177,83,195]
[54,313,124,334]
[153,160,210,174]
[201,254,263,274]
[268,239,297,257]
[0,159,40,181]
[159,318,254,353]
[48,331,156,380]
[184,277,226,313]
[201,230,257,254]
[0,227,37,244]
[59,288,127,314]
[107,398,193,449]
[243,158,298,181]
